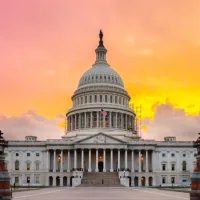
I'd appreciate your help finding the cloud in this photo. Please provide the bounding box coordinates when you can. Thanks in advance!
[141,102,200,141]
[0,110,64,141]
[1,104,200,142]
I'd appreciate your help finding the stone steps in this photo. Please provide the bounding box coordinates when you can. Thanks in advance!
[81,172,121,186]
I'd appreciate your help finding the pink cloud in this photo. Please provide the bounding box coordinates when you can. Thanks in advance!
[142,102,200,141]
[0,110,64,141]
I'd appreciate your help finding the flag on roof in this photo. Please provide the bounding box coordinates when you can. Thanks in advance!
[101,109,107,117]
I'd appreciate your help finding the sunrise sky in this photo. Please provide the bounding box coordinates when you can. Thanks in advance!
[1,0,200,141]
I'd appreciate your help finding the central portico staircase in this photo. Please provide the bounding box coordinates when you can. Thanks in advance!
[79,172,121,187]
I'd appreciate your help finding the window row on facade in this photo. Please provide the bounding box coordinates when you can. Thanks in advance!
[162,153,188,158]
[67,111,135,132]
[73,94,129,107]
[14,160,40,171]
[161,161,187,171]
[15,152,40,157]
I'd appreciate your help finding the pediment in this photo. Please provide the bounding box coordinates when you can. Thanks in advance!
[75,133,125,144]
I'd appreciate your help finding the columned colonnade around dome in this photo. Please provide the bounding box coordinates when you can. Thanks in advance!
[67,111,135,132]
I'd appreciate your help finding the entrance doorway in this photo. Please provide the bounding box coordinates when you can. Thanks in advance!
[98,161,103,172]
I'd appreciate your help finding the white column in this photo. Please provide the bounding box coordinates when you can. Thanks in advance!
[60,176,63,186]
[53,150,56,172]
[115,112,117,128]
[121,113,123,128]
[118,149,120,170]
[103,149,106,172]
[60,150,63,172]
[67,150,70,172]
[152,151,155,172]
[70,116,73,131]
[88,149,91,172]
[146,150,148,172]
[46,150,49,171]
[81,149,84,170]
[131,150,134,172]
[75,114,77,130]
[109,112,112,128]
[90,112,92,128]
[79,113,81,129]
[97,111,99,128]
[125,149,127,169]
[125,115,128,130]
[74,149,77,169]
[103,114,105,128]
[110,149,113,172]
[84,112,87,128]
[139,150,141,172]
[95,149,99,172]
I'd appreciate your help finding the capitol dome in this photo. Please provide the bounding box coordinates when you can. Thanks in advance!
[78,63,124,88]
[64,30,136,140]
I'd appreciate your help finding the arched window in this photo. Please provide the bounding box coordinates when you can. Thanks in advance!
[36,162,39,171]
[15,160,19,170]
[100,95,102,102]
[182,161,187,171]
[110,95,113,103]
[27,162,31,171]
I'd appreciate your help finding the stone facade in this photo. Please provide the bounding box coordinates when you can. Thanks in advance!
[4,31,197,187]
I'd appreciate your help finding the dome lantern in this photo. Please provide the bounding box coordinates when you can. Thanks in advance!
[95,30,107,65]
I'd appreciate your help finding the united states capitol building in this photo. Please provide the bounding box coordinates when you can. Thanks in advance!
[5,31,196,187]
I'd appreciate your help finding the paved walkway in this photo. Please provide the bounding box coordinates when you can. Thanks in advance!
[12,187,190,200]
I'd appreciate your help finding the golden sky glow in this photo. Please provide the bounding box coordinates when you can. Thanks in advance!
[1,0,200,126]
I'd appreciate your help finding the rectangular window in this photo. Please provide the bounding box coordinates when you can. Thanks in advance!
[27,153,30,156]
[35,176,40,184]
[105,95,107,102]
[171,177,175,184]
[171,153,175,157]
[36,163,39,170]
[15,177,19,184]
[162,177,166,184]
[162,164,166,171]
[36,153,39,157]
[115,96,117,103]
[171,164,175,171]
[162,153,165,157]
[27,177,30,183]
[85,96,87,103]
[110,96,113,103]
[90,96,92,103]
[100,95,102,102]
[95,95,97,102]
